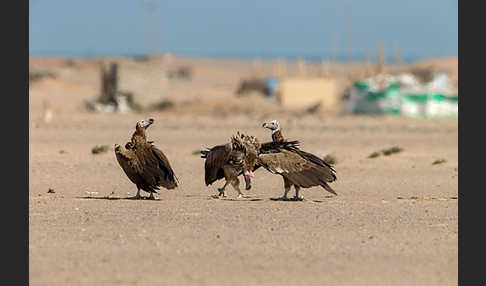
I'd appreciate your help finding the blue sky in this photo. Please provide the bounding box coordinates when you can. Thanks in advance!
[29,0,457,61]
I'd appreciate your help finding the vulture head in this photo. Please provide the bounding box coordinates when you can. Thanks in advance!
[262,120,280,132]
[133,118,155,138]
[136,118,154,130]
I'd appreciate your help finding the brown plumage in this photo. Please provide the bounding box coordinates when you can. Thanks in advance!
[260,120,337,200]
[201,132,300,198]
[114,118,178,199]
[201,132,257,198]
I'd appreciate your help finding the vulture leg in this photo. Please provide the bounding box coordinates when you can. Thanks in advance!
[148,192,155,200]
[278,177,292,201]
[223,165,243,198]
[293,186,304,201]
[218,181,229,197]
[231,180,244,198]
[132,187,142,200]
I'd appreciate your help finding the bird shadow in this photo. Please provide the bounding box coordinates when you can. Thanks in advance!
[269,197,305,202]
[208,195,263,202]
[269,196,333,203]
[75,196,161,201]
[184,194,202,198]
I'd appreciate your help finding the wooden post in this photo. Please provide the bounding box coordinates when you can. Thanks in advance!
[99,62,118,104]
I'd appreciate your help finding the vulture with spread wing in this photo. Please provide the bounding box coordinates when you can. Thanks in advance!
[258,119,337,200]
[114,118,178,199]
[200,132,258,198]
[201,132,301,198]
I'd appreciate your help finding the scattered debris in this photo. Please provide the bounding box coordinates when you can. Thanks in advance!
[168,66,192,80]
[85,191,98,197]
[91,145,109,154]
[382,146,403,156]
[86,91,135,114]
[150,99,176,111]
[59,150,66,154]
[236,77,272,97]
[305,103,322,114]
[47,188,55,193]
[323,153,338,165]
[64,58,76,68]
[432,159,447,165]
[345,72,458,118]
[29,70,57,84]
[368,146,403,158]
[368,152,381,158]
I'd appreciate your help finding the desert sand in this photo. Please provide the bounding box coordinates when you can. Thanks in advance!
[29,56,458,286]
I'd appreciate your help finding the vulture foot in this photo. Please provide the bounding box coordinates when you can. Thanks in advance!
[293,187,304,201]
[130,194,142,200]
[147,193,156,200]
[292,195,304,201]
[218,188,227,197]
[130,189,142,200]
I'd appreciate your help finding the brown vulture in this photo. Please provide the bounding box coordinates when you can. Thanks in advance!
[201,132,299,198]
[114,118,178,199]
[259,119,337,200]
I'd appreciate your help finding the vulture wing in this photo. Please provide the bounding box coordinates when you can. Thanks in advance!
[258,149,337,195]
[293,149,336,174]
[253,140,300,172]
[115,146,148,189]
[134,142,178,191]
[259,140,300,154]
[151,146,178,189]
[201,143,232,186]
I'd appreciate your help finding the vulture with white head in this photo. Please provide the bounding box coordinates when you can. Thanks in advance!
[258,119,337,200]
[114,118,178,199]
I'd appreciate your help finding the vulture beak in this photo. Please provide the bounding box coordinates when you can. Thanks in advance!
[140,118,155,129]
[262,121,277,130]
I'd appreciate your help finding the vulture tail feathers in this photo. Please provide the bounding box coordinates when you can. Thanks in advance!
[322,183,337,195]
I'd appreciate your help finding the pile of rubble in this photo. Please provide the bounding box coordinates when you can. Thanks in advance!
[345,71,458,118]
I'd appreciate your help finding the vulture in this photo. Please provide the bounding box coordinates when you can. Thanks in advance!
[201,132,299,198]
[258,119,337,200]
[114,118,178,199]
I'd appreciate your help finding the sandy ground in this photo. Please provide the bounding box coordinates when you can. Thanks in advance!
[29,56,458,286]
